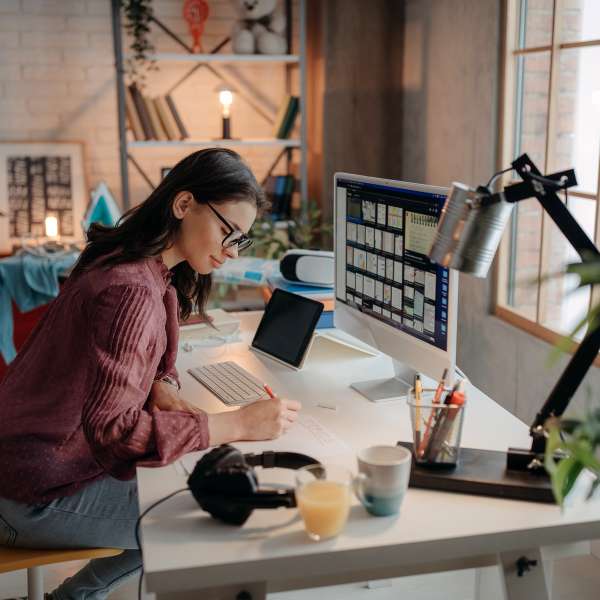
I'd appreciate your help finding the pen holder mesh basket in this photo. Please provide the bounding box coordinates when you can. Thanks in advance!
[407,389,466,468]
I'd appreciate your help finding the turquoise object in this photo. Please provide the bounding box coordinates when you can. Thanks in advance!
[362,493,403,517]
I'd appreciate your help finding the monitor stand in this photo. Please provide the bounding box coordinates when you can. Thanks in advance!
[350,360,416,402]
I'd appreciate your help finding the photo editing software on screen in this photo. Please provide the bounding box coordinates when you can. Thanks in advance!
[337,178,450,351]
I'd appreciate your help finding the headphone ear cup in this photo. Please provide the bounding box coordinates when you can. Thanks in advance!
[188,446,259,526]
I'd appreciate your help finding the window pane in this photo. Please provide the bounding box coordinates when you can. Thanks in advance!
[519,0,554,48]
[514,52,550,168]
[560,0,600,44]
[505,199,542,321]
[550,47,600,194]
[540,196,595,337]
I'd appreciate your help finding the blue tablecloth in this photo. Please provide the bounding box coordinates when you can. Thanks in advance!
[0,250,79,364]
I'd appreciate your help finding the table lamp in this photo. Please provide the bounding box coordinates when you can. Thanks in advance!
[405,153,597,502]
[216,86,234,139]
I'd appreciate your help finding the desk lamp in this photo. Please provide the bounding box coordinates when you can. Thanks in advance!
[411,153,598,502]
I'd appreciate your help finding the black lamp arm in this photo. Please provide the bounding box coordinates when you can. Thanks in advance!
[480,154,600,469]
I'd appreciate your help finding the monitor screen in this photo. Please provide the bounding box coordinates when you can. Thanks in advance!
[335,177,450,351]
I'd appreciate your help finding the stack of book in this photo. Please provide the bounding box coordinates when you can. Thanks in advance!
[265,274,334,329]
[273,95,299,139]
[263,174,295,220]
[124,83,189,141]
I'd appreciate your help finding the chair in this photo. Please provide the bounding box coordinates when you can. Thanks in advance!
[0,546,122,600]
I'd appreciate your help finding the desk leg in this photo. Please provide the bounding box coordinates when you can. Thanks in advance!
[498,548,549,600]
[155,582,266,600]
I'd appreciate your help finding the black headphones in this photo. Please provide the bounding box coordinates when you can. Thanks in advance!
[188,444,323,525]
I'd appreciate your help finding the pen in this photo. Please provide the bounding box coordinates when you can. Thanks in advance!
[425,380,464,462]
[414,374,423,450]
[418,368,448,458]
[263,384,276,399]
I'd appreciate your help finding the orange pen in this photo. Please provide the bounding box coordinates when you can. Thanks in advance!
[263,384,276,399]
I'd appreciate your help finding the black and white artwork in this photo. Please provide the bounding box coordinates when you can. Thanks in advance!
[0,143,86,252]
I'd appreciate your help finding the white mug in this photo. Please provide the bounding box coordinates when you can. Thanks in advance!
[354,445,411,516]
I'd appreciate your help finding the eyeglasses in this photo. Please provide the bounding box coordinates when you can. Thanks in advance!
[206,202,253,252]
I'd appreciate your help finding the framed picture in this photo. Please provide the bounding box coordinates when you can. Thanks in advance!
[0,142,87,253]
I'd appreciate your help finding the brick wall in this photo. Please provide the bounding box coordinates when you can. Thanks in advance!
[0,0,299,211]
[509,0,584,331]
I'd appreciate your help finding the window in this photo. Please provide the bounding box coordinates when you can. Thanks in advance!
[497,0,600,344]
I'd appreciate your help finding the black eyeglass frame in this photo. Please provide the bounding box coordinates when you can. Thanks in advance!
[206,202,253,252]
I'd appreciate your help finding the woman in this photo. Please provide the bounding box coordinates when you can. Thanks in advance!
[0,148,301,600]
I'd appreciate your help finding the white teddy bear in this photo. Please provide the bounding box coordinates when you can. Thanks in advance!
[230,0,287,55]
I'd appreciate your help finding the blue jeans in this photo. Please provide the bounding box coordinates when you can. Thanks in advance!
[0,476,141,600]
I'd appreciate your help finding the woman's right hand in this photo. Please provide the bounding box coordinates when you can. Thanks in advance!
[238,396,301,441]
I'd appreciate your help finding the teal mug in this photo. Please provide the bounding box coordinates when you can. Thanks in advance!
[354,445,411,517]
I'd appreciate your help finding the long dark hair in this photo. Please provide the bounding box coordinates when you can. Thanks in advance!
[73,148,267,320]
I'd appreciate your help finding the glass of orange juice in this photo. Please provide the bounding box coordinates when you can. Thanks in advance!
[295,464,352,541]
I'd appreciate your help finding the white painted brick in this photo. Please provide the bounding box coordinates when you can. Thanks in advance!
[88,32,112,51]
[86,0,111,17]
[63,48,114,66]
[85,65,114,81]
[22,0,86,16]
[4,81,69,99]
[0,65,21,81]
[0,101,28,116]
[67,16,110,33]
[23,65,87,82]
[0,15,67,32]
[9,112,62,128]
[95,127,118,143]
[0,31,19,48]
[0,0,20,14]
[0,128,31,139]
[21,31,89,48]
[2,47,63,64]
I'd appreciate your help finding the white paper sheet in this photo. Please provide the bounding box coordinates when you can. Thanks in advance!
[179,415,352,476]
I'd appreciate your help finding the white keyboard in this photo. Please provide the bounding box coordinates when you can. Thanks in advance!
[188,361,270,406]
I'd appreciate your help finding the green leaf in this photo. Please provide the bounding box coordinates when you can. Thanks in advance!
[551,456,583,506]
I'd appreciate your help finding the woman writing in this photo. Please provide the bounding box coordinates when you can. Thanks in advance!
[0,148,301,600]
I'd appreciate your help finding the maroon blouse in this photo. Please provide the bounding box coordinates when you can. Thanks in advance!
[0,256,209,504]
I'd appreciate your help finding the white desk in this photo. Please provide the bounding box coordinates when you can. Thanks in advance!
[137,312,600,600]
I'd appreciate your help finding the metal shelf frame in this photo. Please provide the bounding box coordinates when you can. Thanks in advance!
[110,0,308,213]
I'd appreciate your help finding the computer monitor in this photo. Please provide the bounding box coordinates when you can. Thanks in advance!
[334,173,459,402]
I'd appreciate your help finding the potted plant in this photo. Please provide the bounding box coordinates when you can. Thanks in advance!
[544,256,600,505]
[119,0,157,85]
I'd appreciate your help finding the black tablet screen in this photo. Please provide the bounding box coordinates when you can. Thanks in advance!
[251,289,324,368]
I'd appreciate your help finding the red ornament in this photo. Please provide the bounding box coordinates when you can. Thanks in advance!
[183,0,210,53]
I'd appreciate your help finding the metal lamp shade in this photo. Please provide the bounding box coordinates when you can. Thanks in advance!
[429,183,514,278]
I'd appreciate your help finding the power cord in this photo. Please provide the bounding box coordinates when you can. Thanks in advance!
[135,487,189,600]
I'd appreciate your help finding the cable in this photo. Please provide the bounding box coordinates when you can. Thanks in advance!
[485,166,514,189]
[135,487,189,600]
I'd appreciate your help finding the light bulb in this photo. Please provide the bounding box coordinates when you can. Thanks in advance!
[45,215,58,238]
[219,90,233,117]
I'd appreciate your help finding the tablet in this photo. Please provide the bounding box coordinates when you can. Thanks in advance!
[250,289,324,369]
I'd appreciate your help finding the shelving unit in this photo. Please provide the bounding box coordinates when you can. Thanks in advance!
[110,0,308,214]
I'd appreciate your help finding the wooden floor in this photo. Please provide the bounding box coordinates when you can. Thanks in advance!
[1,554,600,599]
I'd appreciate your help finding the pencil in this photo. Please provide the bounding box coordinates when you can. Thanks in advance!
[263,383,276,399]
[414,374,423,450]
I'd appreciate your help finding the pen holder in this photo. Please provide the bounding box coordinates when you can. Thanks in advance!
[407,388,466,468]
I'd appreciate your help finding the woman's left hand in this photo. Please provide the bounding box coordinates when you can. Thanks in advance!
[149,380,201,414]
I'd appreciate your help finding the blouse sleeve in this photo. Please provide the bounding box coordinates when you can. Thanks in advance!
[82,284,209,479]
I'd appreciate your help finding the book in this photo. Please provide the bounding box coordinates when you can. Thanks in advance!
[124,85,144,140]
[315,310,334,330]
[266,274,334,301]
[275,96,297,138]
[144,95,168,141]
[128,83,154,140]
[278,96,299,139]
[154,96,181,140]
[165,94,189,139]
[272,94,292,138]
